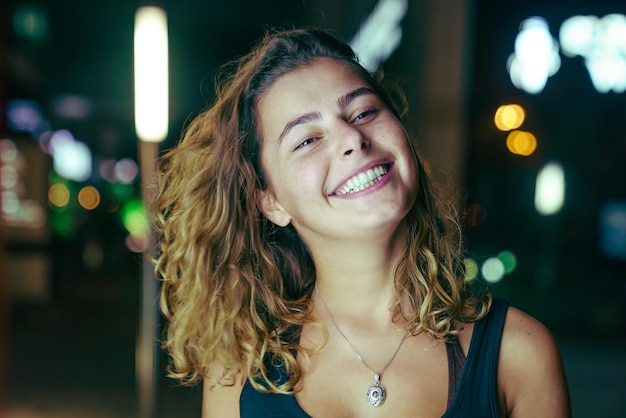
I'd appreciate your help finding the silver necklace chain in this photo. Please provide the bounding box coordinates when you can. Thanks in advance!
[314,285,410,407]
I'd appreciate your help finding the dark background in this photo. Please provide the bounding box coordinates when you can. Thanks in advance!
[1,0,625,417]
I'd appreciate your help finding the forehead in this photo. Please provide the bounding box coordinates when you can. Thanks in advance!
[256,58,372,136]
[262,57,367,101]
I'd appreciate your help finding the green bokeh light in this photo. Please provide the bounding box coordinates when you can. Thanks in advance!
[121,198,148,238]
[13,5,48,40]
[49,211,74,237]
[497,250,518,274]
[109,182,135,200]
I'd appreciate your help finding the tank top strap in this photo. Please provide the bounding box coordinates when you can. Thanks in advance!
[442,298,509,418]
[445,334,466,407]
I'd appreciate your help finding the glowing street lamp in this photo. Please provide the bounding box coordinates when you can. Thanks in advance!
[134,6,168,142]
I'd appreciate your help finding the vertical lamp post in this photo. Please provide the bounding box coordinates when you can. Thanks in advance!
[134,6,168,418]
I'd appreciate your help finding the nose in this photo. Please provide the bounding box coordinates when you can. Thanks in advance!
[343,141,369,156]
[336,121,370,157]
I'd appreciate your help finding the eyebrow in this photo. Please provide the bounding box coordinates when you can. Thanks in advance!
[277,112,321,144]
[276,87,377,145]
[337,87,376,111]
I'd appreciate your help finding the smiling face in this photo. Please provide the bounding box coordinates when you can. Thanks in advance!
[257,57,418,247]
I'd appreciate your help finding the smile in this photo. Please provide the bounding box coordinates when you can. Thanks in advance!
[335,164,389,195]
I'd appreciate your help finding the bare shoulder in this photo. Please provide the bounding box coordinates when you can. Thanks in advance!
[201,366,245,418]
[498,306,571,418]
[501,307,557,354]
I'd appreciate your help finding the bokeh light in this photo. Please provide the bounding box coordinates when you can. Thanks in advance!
[121,198,149,239]
[52,95,92,119]
[507,14,626,94]
[0,139,18,163]
[1,165,18,189]
[12,4,48,40]
[48,129,75,155]
[481,257,505,283]
[126,234,148,253]
[497,250,518,274]
[0,138,46,228]
[560,14,626,93]
[507,17,561,94]
[78,186,100,210]
[6,100,46,134]
[110,182,134,200]
[114,158,139,184]
[50,137,91,182]
[12,200,46,228]
[506,130,537,156]
[49,211,74,236]
[599,201,626,261]
[48,183,71,208]
[99,159,117,182]
[535,161,565,215]
[463,258,479,282]
[349,0,408,71]
[2,191,20,214]
[494,104,525,131]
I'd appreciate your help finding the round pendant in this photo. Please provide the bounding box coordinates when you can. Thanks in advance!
[366,382,386,407]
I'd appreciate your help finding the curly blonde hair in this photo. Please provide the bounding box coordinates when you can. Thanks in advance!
[153,27,490,393]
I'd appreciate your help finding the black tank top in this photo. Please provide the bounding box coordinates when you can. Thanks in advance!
[240,299,509,417]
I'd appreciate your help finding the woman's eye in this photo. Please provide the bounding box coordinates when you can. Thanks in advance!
[352,108,378,123]
[294,137,318,150]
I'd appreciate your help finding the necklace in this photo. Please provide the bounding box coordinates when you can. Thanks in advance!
[314,285,409,407]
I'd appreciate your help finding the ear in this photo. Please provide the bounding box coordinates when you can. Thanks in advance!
[258,189,291,227]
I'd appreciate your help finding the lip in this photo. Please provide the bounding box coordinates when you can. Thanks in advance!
[330,160,394,197]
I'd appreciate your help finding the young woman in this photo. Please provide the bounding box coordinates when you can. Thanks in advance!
[153,28,571,417]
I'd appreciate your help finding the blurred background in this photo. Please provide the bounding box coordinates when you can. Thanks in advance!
[1,0,625,417]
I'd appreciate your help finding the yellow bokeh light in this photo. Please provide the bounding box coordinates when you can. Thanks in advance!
[463,258,479,282]
[78,186,100,210]
[494,104,525,131]
[48,183,70,208]
[506,130,537,156]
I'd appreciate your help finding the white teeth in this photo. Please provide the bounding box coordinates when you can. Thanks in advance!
[336,164,388,195]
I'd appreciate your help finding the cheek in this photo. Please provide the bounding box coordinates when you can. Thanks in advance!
[267,160,323,208]
[290,159,325,196]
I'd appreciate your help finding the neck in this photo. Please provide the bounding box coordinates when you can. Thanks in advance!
[306,228,408,332]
